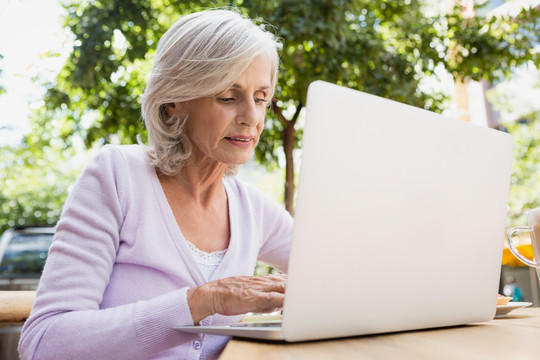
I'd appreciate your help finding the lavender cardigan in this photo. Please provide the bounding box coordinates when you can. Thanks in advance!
[19,145,293,360]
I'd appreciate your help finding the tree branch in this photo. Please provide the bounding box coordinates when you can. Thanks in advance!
[271,98,303,127]
[271,98,288,127]
[291,101,303,126]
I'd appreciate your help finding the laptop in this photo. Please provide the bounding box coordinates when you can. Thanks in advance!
[176,80,514,342]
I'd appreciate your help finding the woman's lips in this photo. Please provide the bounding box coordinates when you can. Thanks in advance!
[225,136,254,148]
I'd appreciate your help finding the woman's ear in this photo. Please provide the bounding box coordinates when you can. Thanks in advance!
[165,102,181,117]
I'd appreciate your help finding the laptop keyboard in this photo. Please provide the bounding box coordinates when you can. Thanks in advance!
[229,320,282,328]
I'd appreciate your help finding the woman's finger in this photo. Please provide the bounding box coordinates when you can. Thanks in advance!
[209,274,287,316]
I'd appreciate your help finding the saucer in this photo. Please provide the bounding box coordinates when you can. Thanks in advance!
[495,302,532,318]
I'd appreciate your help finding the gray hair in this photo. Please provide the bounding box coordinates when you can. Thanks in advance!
[140,9,281,176]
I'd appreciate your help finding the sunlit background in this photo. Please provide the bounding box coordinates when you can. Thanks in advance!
[0,0,69,145]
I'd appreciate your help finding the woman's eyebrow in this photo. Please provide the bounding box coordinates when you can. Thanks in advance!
[231,84,271,91]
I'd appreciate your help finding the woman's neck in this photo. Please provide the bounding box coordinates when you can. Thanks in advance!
[163,160,228,206]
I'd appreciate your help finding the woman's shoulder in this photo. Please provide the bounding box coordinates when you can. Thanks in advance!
[92,144,150,168]
[96,144,146,160]
[83,144,155,205]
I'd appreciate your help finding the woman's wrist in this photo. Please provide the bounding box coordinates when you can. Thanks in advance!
[186,283,215,324]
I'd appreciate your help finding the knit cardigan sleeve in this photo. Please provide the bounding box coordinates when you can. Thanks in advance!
[18,146,199,360]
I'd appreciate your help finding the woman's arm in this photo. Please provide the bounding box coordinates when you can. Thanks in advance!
[18,147,197,360]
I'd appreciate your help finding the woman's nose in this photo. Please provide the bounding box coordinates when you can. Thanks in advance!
[237,100,260,127]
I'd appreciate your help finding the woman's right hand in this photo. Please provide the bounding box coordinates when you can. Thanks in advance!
[186,274,287,324]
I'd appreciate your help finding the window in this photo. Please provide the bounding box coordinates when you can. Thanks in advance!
[0,234,53,276]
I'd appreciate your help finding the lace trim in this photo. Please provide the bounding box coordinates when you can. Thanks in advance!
[185,239,227,265]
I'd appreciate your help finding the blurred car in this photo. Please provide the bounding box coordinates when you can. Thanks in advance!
[0,225,55,291]
[0,225,54,359]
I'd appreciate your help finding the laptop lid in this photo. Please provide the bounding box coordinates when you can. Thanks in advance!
[280,80,513,341]
[176,81,514,342]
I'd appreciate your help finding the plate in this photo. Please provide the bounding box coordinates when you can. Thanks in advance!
[495,302,532,318]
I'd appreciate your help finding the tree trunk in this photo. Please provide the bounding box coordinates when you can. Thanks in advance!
[271,99,303,216]
[283,120,296,215]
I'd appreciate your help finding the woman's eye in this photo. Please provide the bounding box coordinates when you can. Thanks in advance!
[217,98,235,103]
[255,98,267,104]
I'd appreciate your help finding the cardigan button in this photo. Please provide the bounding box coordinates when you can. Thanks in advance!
[193,340,202,350]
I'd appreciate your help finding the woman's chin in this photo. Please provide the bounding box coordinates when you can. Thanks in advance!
[225,153,254,166]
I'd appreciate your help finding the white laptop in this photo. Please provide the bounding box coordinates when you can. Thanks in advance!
[176,80,514,342]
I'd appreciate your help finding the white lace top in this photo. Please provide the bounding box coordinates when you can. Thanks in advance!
[185,240,227,280]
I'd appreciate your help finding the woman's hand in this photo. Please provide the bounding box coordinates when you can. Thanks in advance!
[186,274,287,324]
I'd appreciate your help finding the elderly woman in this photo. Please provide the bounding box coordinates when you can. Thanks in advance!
[19,9,292,360]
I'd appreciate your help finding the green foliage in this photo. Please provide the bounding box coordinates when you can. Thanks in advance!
[0,108,83,234]
[505,112,540,227]
[43,0,163,146]
[445,5,540,82]
[38,0,539,170]
[0,149,70,234]
[247,0,450,121]
[43,0,540,161]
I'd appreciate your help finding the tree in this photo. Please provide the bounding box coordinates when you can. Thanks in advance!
[37,0,540,214]
[486,67,540,226]
[0,106,83,234]
[502,112,540,227]
[246,0,540,212]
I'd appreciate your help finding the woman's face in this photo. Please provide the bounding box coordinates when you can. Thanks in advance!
[168,54,272,168]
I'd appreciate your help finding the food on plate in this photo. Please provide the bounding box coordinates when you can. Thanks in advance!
[497,294,513,305]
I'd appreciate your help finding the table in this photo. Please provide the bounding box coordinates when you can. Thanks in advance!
[0,291,35,323]
[220,307,540,360]
[3,292,539,358]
